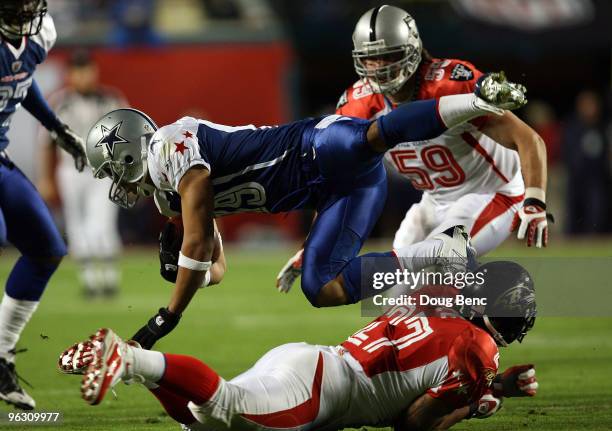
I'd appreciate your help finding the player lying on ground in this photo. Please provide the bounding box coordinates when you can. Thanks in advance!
[0,0,86,409]
[84,73,526,349]
[277,5,554,294]
[59,261,538,430]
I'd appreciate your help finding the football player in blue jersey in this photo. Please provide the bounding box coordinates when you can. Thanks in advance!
[85,72,526,349]
[0,0,86,409]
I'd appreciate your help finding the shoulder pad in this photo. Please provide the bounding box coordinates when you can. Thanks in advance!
[29,14,56,54]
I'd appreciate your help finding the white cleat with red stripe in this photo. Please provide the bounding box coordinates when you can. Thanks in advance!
[80,328,134,406]
[58,339,98,375]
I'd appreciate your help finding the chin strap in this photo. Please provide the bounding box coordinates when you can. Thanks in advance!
[137,135,156,197]
[483,315,508,347]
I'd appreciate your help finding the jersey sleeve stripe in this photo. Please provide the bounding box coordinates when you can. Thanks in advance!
[211,149,291,186]
[460,132,510,183]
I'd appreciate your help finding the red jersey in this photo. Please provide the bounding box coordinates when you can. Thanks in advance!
[341,304,499,411]
[336,59,524,203]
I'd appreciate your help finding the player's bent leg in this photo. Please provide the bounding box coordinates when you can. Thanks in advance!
[188,343,350,430]
[312,116,383,179]
[0,161,66,410]
[469,193,523,255]
[301,162,387,307]
[427,193,523,256]
[392,196,436,250]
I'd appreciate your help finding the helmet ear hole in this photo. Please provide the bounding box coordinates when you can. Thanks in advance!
[124,155,134,164]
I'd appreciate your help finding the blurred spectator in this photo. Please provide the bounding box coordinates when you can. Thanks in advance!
[201,0,241,19]
[524,101,562,166]
[39,51,128,298]
[562,90,611,234]
[524,101,565,233]
[110,0,163,46]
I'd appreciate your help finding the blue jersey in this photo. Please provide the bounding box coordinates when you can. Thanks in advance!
[0,15,56,150]
[148,116,324,216]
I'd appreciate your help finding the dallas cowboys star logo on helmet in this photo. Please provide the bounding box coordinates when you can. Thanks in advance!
[95,122,129,157]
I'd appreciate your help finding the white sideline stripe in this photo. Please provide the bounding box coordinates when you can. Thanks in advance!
[212,150,290,185]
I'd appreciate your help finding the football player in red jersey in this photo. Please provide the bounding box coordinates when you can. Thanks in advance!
[277,5,552,293]
[60,261,538,430]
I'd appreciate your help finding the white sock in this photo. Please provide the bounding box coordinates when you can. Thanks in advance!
[437,93,500,129]
[394,238,443,272]
[130,347,166,383]
[0,294,39,362]
[80,261,101,292]
[101,261,120,289]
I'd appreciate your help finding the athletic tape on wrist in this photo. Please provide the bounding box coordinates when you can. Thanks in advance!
[525,187,546,203]
[178,252,212,271]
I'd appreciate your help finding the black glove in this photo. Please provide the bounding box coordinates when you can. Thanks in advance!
[159,218,183,283]
[131,307,181,349]
[51,123,86,172]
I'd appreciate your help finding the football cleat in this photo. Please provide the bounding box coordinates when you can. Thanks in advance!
[276,249,303,293]
[432,225,477,274]
[474,71,527,114]
[0,357,35,410]
[59,339,99,375]
[80,328,135,405]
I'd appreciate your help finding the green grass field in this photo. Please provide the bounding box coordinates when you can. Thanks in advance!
[1,242,611,430]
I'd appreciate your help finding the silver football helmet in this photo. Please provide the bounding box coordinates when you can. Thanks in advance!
[86,108,158,208]
[352,5,422,94]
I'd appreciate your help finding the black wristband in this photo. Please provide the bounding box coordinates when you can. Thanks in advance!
[467,401,478,418]
[523,197,546,210]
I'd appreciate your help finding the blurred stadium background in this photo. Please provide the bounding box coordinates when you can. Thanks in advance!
[1,0,612,429]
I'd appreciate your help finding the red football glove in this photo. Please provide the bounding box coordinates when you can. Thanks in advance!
[493,364,538,398]
[511,198,553,248]
[469,389,503,419]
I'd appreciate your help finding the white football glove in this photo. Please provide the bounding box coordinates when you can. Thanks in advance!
[276,249,303,293]
[511,189,553,248]
[493,364,539,398]
[470,390,503,419]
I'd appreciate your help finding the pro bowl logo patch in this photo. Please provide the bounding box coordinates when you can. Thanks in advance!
[11,61,22,73]
[483,368,496,386]
[450,64,474,81]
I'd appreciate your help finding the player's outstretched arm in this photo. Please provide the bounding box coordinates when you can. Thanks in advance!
[393,394,456,431]
[132,166,215,349]
[22,80,86,171]
[482,112,552,247]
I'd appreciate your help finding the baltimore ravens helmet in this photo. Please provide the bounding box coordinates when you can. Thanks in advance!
[463,261,537,346]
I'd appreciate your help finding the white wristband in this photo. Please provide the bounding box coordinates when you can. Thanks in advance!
[202,270,212,288]
[178,252,212,272]
[525,187,546,203]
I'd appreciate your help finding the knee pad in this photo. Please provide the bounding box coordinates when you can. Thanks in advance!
[300,270,323,307]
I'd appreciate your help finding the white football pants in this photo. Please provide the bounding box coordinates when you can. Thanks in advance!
[393,187,524,256]
[187,343,364,431]
[57,167,121,260]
